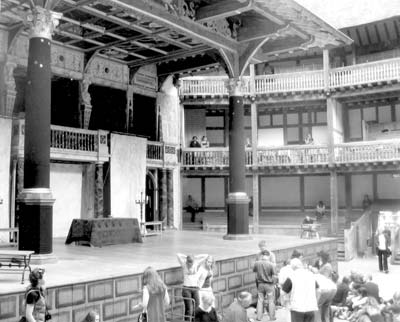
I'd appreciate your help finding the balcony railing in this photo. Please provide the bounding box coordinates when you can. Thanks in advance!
[334,140,400,163]
[182,139,400,168]
[180,57,400,96]
[257,145,329,166]
[147,141,178,166]
[12,120,109,162]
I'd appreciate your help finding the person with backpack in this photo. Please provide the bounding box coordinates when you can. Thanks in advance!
[25,268,49,322]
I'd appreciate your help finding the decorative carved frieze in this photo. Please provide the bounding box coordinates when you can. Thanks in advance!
[25,6,62,40]
[131,64,157,98]
[202,19,232,38]
[87,56,129,89]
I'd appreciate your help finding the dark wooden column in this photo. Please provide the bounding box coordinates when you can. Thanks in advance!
[94,162,104,218]
[167,169,174,228]
[17,7,61,260]
[159,168,168,226]
[224,78,251,240]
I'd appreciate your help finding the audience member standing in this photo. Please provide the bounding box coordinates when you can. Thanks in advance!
[198,256,215,308]
[177,253,208,321]
[375,228,391,273]
[253,251,277,321]
[314,273,337,322]
[139,267,170,322]
[282,258,318,322]
[185,195,199,223]
[222,292,252,322]
[279,259,294,322]
[256,240,276,266]
[25,268,47,322]
[317,251,333,279]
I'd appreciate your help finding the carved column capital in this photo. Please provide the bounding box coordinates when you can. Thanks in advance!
[25,6,62,40]
[226,77,245,96]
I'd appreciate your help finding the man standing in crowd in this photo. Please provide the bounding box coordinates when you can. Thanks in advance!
[253,250,277,321]
[222,292,253,322]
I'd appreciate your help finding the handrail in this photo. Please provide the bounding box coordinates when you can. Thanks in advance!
[344,209,372,261]
[180,57,400,96]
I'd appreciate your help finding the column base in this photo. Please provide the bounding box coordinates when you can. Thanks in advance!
[223,234,253,241]
[17,188,55,254]
[30,253,58,265]
[226,192,250,236]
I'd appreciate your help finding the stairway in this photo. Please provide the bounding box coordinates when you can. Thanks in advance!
[336,224,346,261]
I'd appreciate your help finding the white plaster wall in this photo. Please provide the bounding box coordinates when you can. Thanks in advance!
[349,109,362,139]
[377,174,400,199]
[50,163,82,238]
[181,177,201,207]
[258,128,284,146]
[0,118,12,228]
[205,177,224,207]
[158,76,181,145]
[110,134,147,220]
[261,176,300,207]
[351,174,373,207]
[304,175,329,207]
[312,125,329,144]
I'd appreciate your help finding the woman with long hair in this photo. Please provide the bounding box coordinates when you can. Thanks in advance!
[198,255,215,308]
[140,266,170,322]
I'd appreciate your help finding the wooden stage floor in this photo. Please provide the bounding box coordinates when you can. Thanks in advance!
[0,230,333,295]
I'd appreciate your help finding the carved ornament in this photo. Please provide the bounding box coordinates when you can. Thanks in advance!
[25,6,62,40]
[226,78,245,96]
[203,19,232,38]
[80,76,92,106]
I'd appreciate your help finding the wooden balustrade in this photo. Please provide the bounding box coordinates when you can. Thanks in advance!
[51,125,97,151]
[255,70,324,93]
[257,145,329,166]
[334,140,400,163]
[182,148,230,167]
[329,57,400,88]
[180,57,400,96]
[147,141,164,161]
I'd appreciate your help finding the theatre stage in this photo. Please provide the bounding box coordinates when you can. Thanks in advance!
[0,231,338,322]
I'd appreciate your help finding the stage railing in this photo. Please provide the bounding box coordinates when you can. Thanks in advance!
[146,141,179,167]
[179,57,400,96]
[51,125,97,152]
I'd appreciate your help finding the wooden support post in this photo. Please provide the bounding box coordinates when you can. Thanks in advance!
[330,170,339,235]
[252,174,259,234]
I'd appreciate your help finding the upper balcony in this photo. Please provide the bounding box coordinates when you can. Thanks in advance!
[180,57,400,98]
[181,139,400,171]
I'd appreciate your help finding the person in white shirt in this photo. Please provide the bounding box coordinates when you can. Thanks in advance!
[279,260,294,322]
[314,273,337,322]
[375,227,391,273]
[177,253,208,320]
[282,258,318,322]
[198,255,215,308]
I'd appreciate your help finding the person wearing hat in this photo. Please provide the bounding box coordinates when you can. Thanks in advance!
[25,268,48,322]
[177,253,208,321]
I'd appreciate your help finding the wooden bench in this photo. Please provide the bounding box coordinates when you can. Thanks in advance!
[0,228,19,247]
[0,250,34,284]
[300,224,320,239]
[141,221,163,237]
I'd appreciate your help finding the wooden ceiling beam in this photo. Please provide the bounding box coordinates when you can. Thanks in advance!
[108,0,238,53]
[195,0,253,22]
[60,0,193,50]
[128,45,210,68]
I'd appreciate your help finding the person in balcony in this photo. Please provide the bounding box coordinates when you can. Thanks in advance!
[201,136,210,148]
[304,133,314,145]
[315,201,326,220]
[190,136,201,148]
[245,137,252,148]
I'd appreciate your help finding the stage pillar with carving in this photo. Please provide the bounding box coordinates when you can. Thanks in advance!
[224,78,251,240]
[17,7,61,261]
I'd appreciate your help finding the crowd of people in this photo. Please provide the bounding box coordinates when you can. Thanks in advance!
[21,238,398,322]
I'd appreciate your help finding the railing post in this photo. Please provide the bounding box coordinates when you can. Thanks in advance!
[323,49,330,93]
